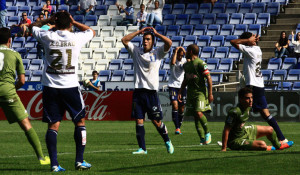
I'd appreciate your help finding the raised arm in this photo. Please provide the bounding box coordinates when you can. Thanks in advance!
[69,15,96,36]
[230,34,258,50]
[171,47,185,65]
[221,124,231,151]
[151,27,172,52]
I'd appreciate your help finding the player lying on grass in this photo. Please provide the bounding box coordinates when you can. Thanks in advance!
[221,87,294,151]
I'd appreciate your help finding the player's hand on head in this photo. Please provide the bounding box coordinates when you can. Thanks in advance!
[69,14,75,24]
[292,31,294,35]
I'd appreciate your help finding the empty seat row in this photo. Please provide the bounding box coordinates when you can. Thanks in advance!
[265,82,300,91]
[267,57,300,70]
[261,69,300,82]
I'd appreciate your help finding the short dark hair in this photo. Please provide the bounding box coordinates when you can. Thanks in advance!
[239,32,253,39]
[92,71,99,75]
[0,28,11,45]
[54,11,72,30]
[238,87,252,99]
[143,31,155,42]
[187,44,199,56]
[140,4,145,8]
[126,0,132,6]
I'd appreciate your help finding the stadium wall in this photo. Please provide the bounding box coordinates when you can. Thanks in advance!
[0,91,299,122]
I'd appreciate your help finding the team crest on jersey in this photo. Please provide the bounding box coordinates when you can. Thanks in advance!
[204,65,208,70]
[152,106,157,111]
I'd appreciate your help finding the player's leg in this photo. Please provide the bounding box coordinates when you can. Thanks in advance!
[194,116,205,144]
[256,125,281,149]
[196,111,211,145]
[46,122,61,170]
[152,119,174,154]
[178,88,187,130]
[169,87,180,133]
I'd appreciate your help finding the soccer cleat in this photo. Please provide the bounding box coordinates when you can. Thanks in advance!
[51,165,66,172]
[175,128,182,135]
[75,160,92,171]
[132,148,147,154]
[267,146,276,151]
[280,139,289,143]
[39,156,50,165]
[278,141,294,150]
[205,133,211,145]
[217,141,222,147]
[165,141,174,154]
[200,138,205,145]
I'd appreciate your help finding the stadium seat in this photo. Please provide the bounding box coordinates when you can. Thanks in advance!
[73,15,84,24]
[99,70,111,81]
[8,16,20,27]
[102,37,116,48]
[101,26,114,37]
[175,14,189,25]
[110,70,125,81]
[172,4,185,15]
[114,26,127,38]
[161,58,170,70]
[69,5,78,16]
[90,26,100,37]
[272,69,287,84]
[243,13,257,24]
[163,14,176,25]
[210,35,224,47]
[159,70,167,81]
[179,25,193,36]
[292,82,300,90]
[98,15,110,26]
[189,14,203,25]
[233,24,248,36]
[106,48,120,60]
[220,24,234,36]
[85,15,97,26]
[211,3,225,13]
[274,0,288,5]
[166,25,180,36]
[6,0,16,6]
[24,36,37,49]
[118,48,129,59]
[79,48,93,60]
[207,58,220,70]
[267,58,282,70]
[16,0,28,6]
[31,6,43,16]
[17,6,31,16]
[89,37,103,49]
[185,3,199,14]
[107,5,119,17]
[193,25,207,36]
[252,2,266,13]
[287,69,300,80]
[225,3,239,14]
[282,57,297,70]
[200,47,215,58]
[171,36,183,47]
[124,70,134,81]
[131,36,143,47]
[248,24,261,35]
[277,82,292,91]
[257,13,270,27]
[122,59,133,70]
[162,4,172,15]
[28,59,43,70]
[82,59,96,71]
[239,3,252,13]
[228,47,241,61]
[24,70,31,82]
[214,47,229,58]
[210,70,223,84]
[31,70,43,81]
[105,0,116,5]
[108,59,123,70]
[155,25,167,35]
[266,2,280,16]
[95,58,109,71]
[156,38,165,47]
[110,15,123,26]
[94,5,108,16]
[203,13,216,24]
[216,13,229,25]
[224,35,238,47]
[261,69,273,83]
[26,48,38,59]
[197,35,211,47]
[199,3,212,14]
[207,24,220,36]
[57,4,69,12]
[22,59,30,70]
[218,58,233,72]
[229,13,243,24]
[12,37,26,48]
[183,35,197,47]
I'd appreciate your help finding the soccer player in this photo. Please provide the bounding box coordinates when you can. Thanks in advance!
[221,87,294,151]
[30,11,95,172]
[122,27,174,154]
[168,46,187,135]
[178,44,213,145]
[0,27,50,165]
[230,32,288,143]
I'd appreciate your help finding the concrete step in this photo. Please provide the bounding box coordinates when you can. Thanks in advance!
[261,47,276,52]
[262,52,275,59]
[276,18,300,24]
[258,41,277,47]
[285,8,300,14]
[287,3,300,8]
[259,36,280,41]
[264,30,288,36]
[267,24,296,30]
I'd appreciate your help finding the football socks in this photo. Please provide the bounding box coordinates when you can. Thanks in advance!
[172,110,179,129]
[266,115,285,141]
[194,119,205,140]
[136,124,146,151]
[74,126,86,163]
[155,122,170,142]
[199,113,210,134]
[25,128,45,161]
[46,129,59,167]
[178,113,184,129]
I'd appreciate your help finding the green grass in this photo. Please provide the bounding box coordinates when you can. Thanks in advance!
[0,121,299,175]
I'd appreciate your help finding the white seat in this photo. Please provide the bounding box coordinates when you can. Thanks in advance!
[95,59,110,71]
[84,70,94,80]
[79,48,93,60]
[92,48,107,60]
[82,59,96,71]
[127,26,139,34]
[115,37,124,48]
[101,26,114,37]
[107,5,119,17]
[114,26,127,38]
[110,15,123,26]
[89,37,103,49]
[77,70,84,81]
[98,15,110,26]
[102,37,116,48]
[90,26,101,37]
[106,48,120,60]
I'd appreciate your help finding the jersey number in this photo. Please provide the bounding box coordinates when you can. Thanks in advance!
[49,49,72,69]
[0,52,4,71]
[255,62,262,77]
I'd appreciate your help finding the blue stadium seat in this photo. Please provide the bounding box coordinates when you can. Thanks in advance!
[104,0,116,5]
[7,6,18,16]
[26,48,37,59]
[185,3,199,14]
[220,24,234,36]
[203,13,216,24]
[119,48,130,59]
[28,59,43,70]
[218,58,233,72]
[248,24,261,35]
[99,70,111,82]
[210,35,224,47]
[287,69,300,80]
[189,14,203,25]
[272,69,287,83]
[155,25,167,35]
[200,47,215,58]
[31,70,43,81]
[261,69,273,84]
[28,0,41,6]
[233,24,248,36]
[171,36,183,47]
[31,6,43,16]
[131,36,143,47]
[17,6,31,16]
[193,25,207,36]
[225,3,239,14]
[175,14,189,25]
[197,35,211,47]
[267,58,282,70]
[161,58,170,70]
[277,82,293,91]
[211,3,225,13]
[111,70,125,81]
[274,0,288,5]
[239,3,252,13]
[224,35,238,46]
[15,48,27,59]
[210,70,223,84]
[214,47,229,58]
[69,5,78,16]
[58,4,69,12]
[22,59,30,70]
[199,3,212,14]
[166,25,180,36]
[257,13,270,27]
[12,37,26,48]
[266,2,280,16]
[228,47,241,61]
[229,13,243,24]
[16,0,29,6]
[162,4,172,15]
[281,57,297,70]
[216,13,229,25]
[25,70,31,81]
[163,14,176,25]
[172,4,185,15]
[73,15,84,23]
[234,0,245,2]
[243,13,257,24]
[85,15,97,26]
[7,0,16,6]
[122,59,133,70]
[183,35,197,47]
[292,82,300,90]
[179,25,193,36]
[207,58,220,70]
[8,16,20,27]
[206,24,220,36]
[108,59,123,70]
[24,36,37,49]
[159,69,167,81]
[156,38,165,47]
[94,5,108,16]
[124,70,134,81]
[252,2,266,13]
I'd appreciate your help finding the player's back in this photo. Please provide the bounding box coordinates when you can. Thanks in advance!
[0,46,24,96]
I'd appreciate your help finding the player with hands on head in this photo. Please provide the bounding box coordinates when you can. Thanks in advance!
[122,26,174,155]
[178,44,213,145]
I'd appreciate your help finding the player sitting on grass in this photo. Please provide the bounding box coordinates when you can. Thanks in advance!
[0,27,50,165]
[221,87,294,151]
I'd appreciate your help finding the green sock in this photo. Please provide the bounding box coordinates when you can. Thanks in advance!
[270,131,281,149]
[25,128,45,160]
[199,114,210,134]
[194,119,205,139]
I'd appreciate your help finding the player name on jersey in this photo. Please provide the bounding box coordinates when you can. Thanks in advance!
[46,66,75,74]
[50,41,75,47]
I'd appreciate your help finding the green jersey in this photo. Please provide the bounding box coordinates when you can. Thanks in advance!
[183,58,210,96]
[0,45,25,96]
[225,106,252,141]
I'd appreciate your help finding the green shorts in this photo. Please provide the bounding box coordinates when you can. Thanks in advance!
[228,125,257,150]
[0,94,28,124]
[184,92,211,116]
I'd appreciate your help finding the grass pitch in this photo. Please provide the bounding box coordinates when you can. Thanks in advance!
[0,120,299,175]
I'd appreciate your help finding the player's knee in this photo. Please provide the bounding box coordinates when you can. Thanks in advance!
[136,119,144,125]
[257,141,267,150]
[151,119,161,127]
[267,126,274,134]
